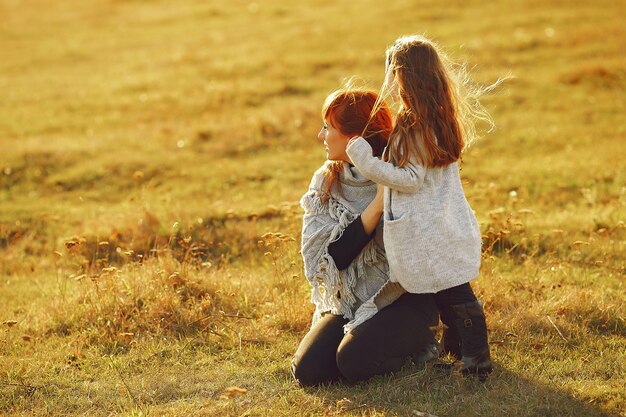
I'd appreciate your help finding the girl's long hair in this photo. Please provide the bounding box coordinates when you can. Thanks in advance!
[320,88,393,204]
[367,35,499,168]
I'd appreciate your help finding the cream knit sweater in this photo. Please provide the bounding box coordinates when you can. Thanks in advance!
[346,137,482,294]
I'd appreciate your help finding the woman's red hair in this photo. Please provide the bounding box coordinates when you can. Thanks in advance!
[320,89,393,204]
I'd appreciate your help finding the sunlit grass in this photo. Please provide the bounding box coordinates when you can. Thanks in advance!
[1,0,624,415]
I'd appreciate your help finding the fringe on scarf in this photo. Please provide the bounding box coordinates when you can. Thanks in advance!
[300,190,380,327]
[300,189,328,216]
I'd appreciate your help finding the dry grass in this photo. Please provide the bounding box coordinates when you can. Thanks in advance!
[1,0,625,415]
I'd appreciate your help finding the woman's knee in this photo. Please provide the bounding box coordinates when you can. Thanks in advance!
[292,351,340,386]
[336,340,406,383]
[291,353,315,386]
[335,335,376,382]
[335,341,357,380]
[291,315,347,386]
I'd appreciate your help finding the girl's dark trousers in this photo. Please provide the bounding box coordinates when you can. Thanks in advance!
[433,282,478,356]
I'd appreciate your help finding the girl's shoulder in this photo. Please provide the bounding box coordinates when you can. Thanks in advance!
[424,161,463,186]
[434,160,459,170]
[423,160,459,172]
[442,161,460,174]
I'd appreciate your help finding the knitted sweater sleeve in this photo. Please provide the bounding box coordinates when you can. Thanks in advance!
[346,137,425,194]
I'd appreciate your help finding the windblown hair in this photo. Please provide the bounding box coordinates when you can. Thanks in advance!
[320,88,393,204]
[371,35,498,168]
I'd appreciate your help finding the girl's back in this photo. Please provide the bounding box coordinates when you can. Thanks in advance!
[347,34,497,292]
[347,139,481,293]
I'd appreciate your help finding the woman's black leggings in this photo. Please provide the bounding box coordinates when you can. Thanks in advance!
[291,292,437,386]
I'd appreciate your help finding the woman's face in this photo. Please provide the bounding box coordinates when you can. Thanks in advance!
[318,118,351,163]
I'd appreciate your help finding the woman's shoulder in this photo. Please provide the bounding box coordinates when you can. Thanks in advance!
[300,162,332,215]
[307,161,333,192]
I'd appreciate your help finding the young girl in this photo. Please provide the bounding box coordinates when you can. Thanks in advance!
[345,35,494,378]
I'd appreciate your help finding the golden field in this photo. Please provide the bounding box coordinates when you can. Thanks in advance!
[0,0,624,415]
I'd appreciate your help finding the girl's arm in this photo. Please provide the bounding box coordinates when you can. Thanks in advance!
[346,137,425,194]
[360,183,384,234]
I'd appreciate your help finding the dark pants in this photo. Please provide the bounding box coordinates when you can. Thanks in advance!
[291,292,437,386]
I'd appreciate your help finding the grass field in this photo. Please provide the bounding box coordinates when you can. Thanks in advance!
[1,0,625,415]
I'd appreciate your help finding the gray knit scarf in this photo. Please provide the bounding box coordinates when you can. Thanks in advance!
[300,162,406,331]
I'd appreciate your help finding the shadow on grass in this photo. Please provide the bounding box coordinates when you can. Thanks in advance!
[304,362,613,417]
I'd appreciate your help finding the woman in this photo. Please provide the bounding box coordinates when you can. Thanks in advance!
[292,88,439,386]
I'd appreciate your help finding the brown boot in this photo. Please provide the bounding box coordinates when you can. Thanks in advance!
[451,301,492,380]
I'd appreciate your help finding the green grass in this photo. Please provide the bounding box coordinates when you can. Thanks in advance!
[1,0,624,415]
